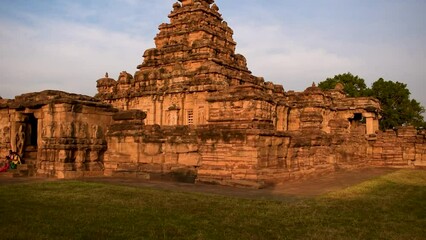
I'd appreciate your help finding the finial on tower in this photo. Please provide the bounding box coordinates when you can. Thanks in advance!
[178,0,214,6]
[105,72,109,78]
[173,2,181,9]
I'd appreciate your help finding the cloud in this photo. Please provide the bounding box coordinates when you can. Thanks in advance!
[232,23,355,91]
[0,15,152,98]
[229,14,426,114]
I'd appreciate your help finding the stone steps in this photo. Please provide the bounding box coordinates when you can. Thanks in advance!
[0,164,36,178]
[23,158,37,166]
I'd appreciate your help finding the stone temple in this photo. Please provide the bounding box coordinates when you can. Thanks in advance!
[0,0,425,187]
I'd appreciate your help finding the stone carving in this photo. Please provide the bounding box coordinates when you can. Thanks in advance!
[169,110,179,125]
[3,127,10,143]
[42,122,56,138]
[60,122,75,138]
[15,125,25,156]
[76,122,89,139]
[118,71,133,84]
[0,1,422,187]
[91,125,103,139]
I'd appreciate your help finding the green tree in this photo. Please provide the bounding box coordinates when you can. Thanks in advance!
[318,72,368,97]
[371,78,425,130]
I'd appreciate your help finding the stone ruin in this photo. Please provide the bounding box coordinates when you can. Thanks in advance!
[0,91,115,178]
[1,0,425,187]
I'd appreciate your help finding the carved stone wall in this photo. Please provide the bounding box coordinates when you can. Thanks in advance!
[37,102,115,178]
[0,90,116,178]
[0,109,11,158]
[104,111,201,180]
[103,108,382,188]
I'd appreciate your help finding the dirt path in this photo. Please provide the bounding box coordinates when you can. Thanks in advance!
[0,168,398,201]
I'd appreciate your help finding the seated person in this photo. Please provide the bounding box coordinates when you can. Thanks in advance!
[0,156,10,172]
[7,150,21,169]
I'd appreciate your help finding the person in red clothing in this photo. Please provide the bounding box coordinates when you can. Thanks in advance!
[0,150,21,172]
[0,156,11,172]
[7,150,21,169]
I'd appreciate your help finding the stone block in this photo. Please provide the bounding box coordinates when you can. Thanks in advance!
[178,153,201,166]
[104,162,118,169]
[85,162,103,171]
[138,155,152,164]
[139,164,163,173]
[152,155,165,164]
[403,153,415,161]
[55,163,75,171]
[165,143,198,153]
[164,153,178,164]
[117,163,139,171]
[143,143,162,156]
[113,110,146,121]
[108,153,132,163]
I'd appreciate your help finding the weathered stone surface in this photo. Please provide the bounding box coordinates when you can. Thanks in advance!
[0,90,116,178]
[368,127,425,167]
[112,110,146,121]
[0,1,423,187]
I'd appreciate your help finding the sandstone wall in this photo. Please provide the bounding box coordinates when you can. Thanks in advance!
[368,127,426,167]
[196,128,261,187]
[104,119,266,187]
[103,109,380,188]
[37,103,115,178]
[104,111,201,181]
[0,91,116,178]
[0,108,11,158]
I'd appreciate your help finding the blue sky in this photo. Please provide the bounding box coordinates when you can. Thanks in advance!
[0,0,425,113]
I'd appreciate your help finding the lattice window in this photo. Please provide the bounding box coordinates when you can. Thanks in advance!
[187,110,194,125]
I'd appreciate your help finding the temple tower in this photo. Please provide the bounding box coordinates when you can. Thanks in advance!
[96,0,275,126]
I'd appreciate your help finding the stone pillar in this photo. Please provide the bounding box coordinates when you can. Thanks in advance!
[373,118,379,132]
[363,113,377,135]
[366,117,375,135]
[10,122,17,152]
[276,106,287,131]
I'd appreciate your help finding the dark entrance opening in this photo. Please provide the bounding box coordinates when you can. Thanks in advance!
[25,114,38,147]
[349,113,365,132]
[21,113,39,165]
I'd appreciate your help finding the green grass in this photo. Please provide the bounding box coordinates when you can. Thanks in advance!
[0,170,425,240]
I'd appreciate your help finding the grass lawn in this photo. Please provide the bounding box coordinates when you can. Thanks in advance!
[0,169,425,240]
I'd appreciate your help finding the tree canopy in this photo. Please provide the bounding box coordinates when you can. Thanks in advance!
[318,73,425,130]
[318,72,368,97]
[371,78,425,130]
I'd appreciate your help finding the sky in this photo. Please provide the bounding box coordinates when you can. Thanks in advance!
[0,0,425,114]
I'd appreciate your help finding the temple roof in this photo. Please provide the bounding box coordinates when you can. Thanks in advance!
[1,90,114,110]
[97,0,275,100]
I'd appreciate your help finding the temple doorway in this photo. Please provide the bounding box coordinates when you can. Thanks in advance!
[25,114,38,147]
[23,113,38,164]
